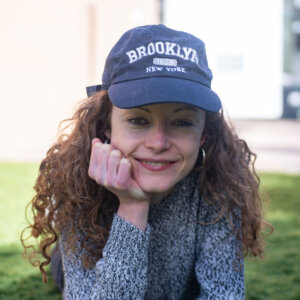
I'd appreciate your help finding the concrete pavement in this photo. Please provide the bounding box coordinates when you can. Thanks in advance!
[231,119,300,174]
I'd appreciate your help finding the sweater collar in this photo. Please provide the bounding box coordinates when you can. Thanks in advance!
[150,169,200,207]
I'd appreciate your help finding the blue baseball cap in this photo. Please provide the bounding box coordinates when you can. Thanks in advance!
[86,24,221,112]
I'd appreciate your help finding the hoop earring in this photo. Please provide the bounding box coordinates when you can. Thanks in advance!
[201,148,206,166]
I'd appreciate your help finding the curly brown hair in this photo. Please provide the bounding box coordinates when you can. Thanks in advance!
[21,90,271,283]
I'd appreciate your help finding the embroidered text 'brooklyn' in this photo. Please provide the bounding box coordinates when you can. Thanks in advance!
[126,41,199,65]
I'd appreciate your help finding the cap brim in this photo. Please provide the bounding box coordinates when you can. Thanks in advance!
[108,77,221,112]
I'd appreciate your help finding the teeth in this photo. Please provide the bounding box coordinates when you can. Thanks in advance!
[141,160,171,166]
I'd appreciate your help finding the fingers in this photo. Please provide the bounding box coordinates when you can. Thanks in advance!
[88,139,138,198]
[88,141,102,179]
[88,140,148,202]
[89,138,110,180]
[106,150,122,186]
[89,140,130,188]
[97,144,111,183]
[92,138,101,147]
[116,158,132,187]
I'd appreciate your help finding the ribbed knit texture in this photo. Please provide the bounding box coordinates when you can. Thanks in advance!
[60,171,244,299]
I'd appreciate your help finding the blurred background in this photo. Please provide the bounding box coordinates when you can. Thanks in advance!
[0,0,299,299]
[0,0,299,173]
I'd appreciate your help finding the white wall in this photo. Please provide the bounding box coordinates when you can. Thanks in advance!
[164,0,283,119]
[0,0,159,161]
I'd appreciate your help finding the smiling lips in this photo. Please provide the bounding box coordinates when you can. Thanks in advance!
[135,158,176,171]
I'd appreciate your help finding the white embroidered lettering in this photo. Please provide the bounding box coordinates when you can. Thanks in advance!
[136,46,147,59]
[165,42,176,55]
[126,50,138,63]
[155,41,165,54]
[153,58,177,67]
[127,41,198,65]
[177,67,186,72]
[182,47,193,60]
[145,66,157,72]
[166,67,186,73]
[147,42,155,55]
[190,50,199,64]
[175,45,185,59]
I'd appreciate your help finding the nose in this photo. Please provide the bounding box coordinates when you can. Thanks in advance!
[144,127,171,152]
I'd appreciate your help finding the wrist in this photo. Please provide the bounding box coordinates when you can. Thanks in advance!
[117,201,150,231]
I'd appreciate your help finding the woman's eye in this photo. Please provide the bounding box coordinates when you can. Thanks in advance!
[173,120,193,127]
[128,117,148,126]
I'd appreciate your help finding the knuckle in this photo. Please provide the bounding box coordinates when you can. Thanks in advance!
[95,178,101,185]
[102,144,112,152]
[115,179,126,189]
[120,158,130,165]
[106,177,114,187]
[93,142,102,150]
[111,149,121,156]
[88,168,94,179]
[95,174,104,186]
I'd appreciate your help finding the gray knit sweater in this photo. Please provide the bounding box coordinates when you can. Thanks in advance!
[60,171,244,299]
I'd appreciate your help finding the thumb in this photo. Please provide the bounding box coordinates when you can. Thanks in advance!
[117,158,149,201]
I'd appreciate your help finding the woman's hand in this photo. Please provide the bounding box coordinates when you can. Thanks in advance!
[88,138,150,230]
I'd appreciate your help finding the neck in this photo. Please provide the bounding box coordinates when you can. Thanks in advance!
[149,187,175,205]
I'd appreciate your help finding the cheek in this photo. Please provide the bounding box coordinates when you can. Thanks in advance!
[188,143,201,162]
[182,136,202,163]
[184,130,203,150]
[110,130,141,155]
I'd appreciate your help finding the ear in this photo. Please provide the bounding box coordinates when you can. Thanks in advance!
[200,135,206,147]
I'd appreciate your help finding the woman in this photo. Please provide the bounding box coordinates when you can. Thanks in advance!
[21,25,270,299]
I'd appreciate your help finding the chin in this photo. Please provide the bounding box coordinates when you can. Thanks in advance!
[132,161,195,196]
[137,177,179,194]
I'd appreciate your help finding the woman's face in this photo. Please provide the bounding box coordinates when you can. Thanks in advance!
[106,102,206,201]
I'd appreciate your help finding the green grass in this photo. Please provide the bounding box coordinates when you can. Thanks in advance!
[245,173,300,300]
[0,163,299,299]
[0,163,61,299]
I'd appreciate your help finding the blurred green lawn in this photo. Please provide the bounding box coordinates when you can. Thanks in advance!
[0,162,299,299]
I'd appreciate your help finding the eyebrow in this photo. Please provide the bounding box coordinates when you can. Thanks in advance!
[137,106,199,113]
